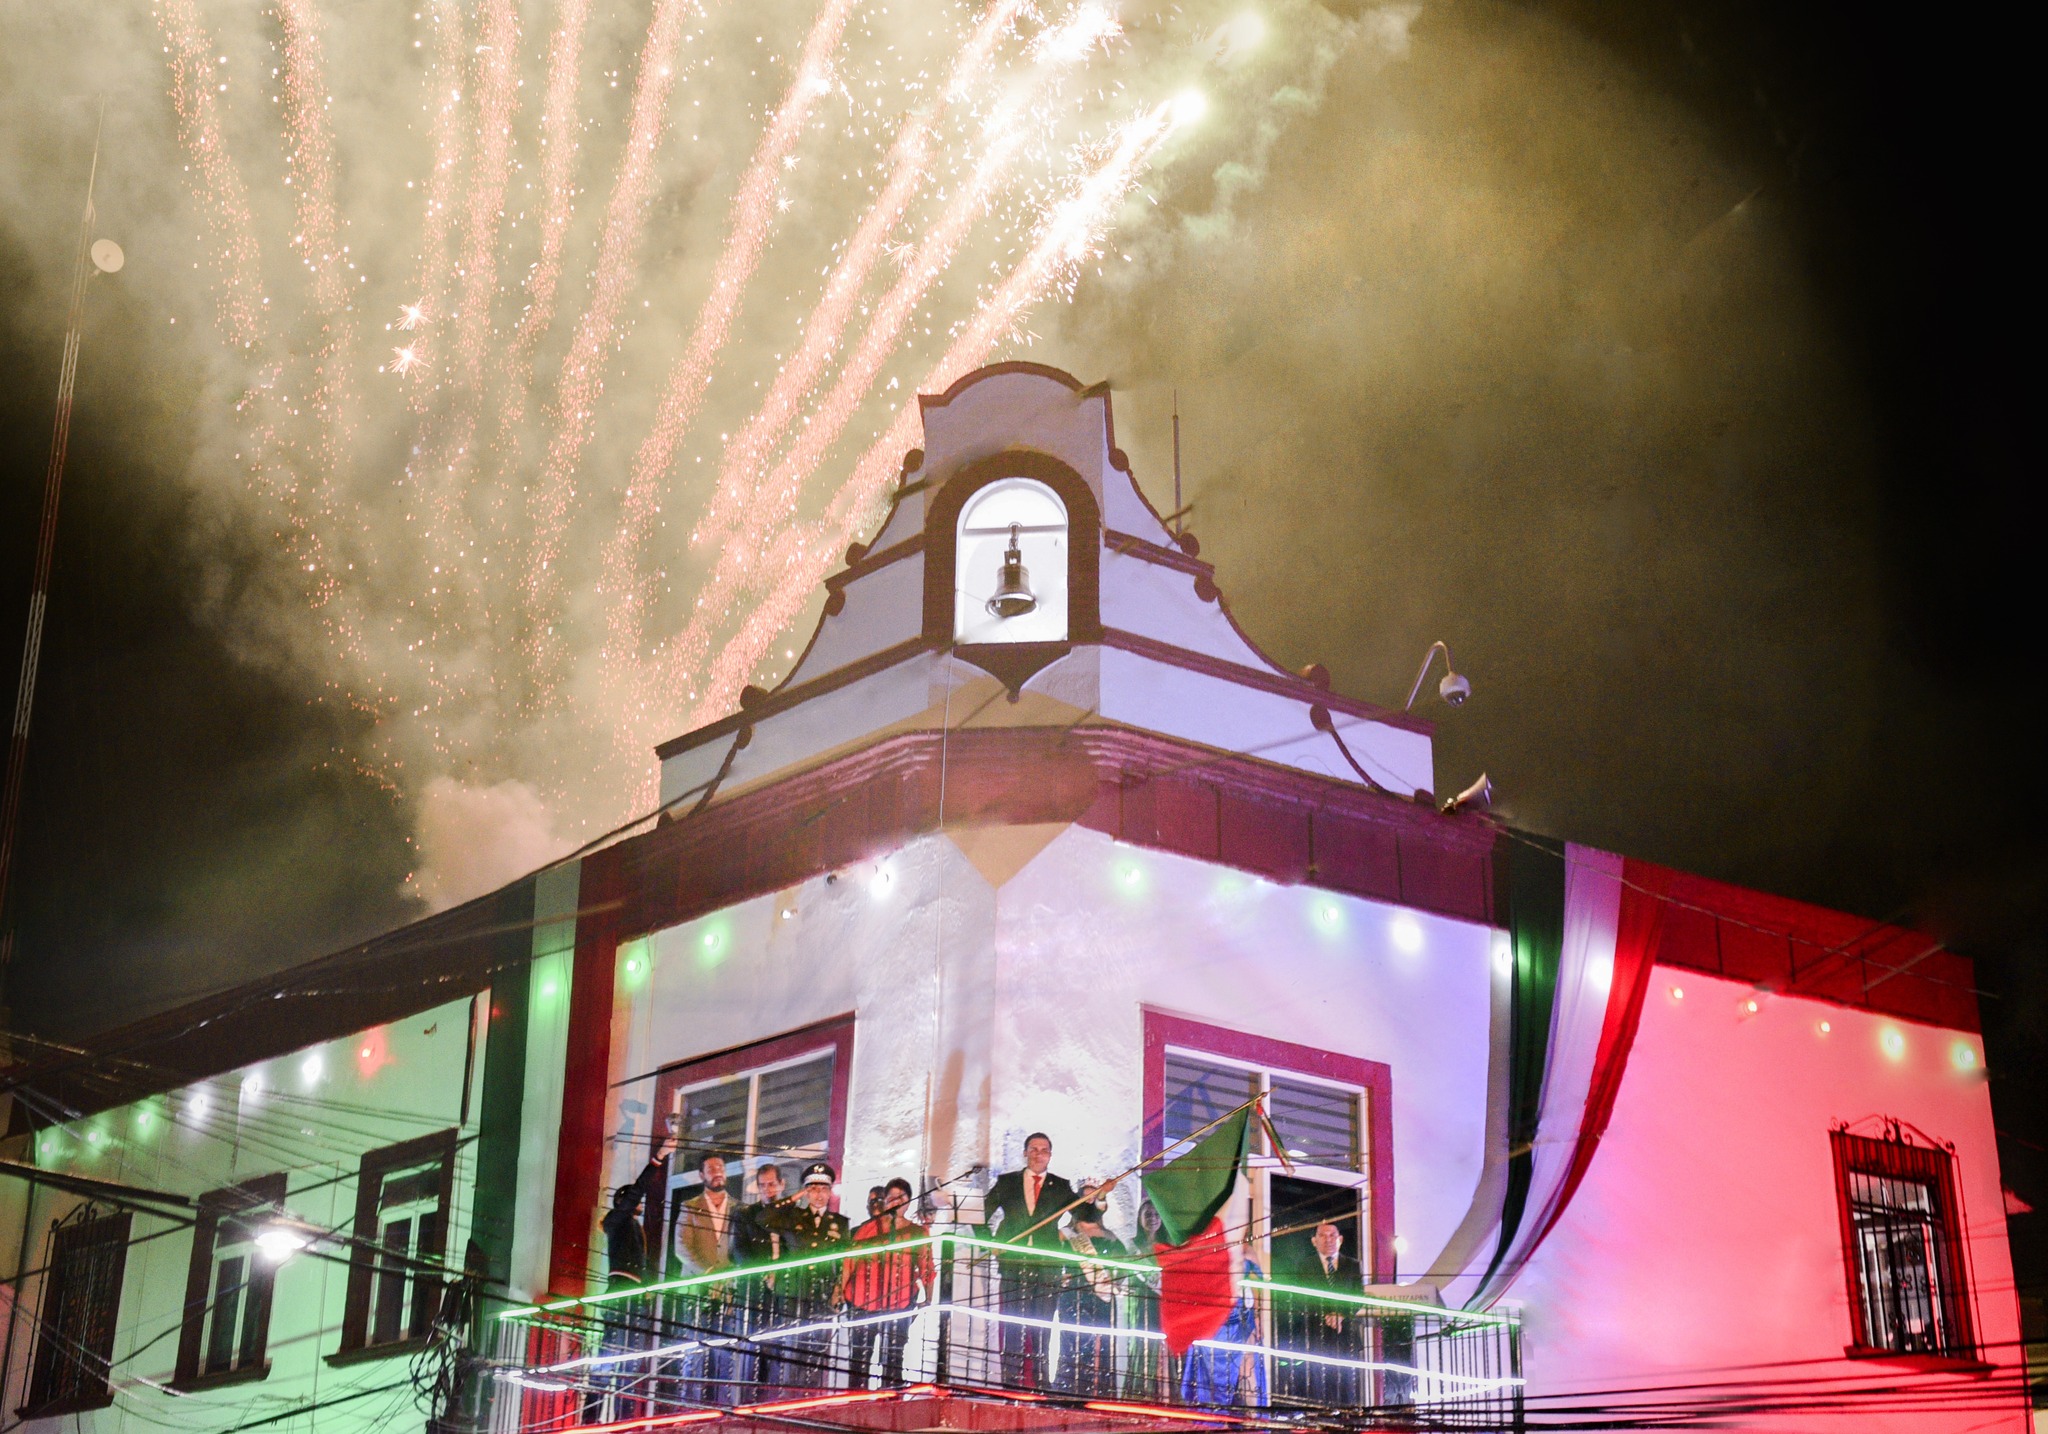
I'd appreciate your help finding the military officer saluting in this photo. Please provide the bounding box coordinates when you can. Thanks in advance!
[765,1161,852,1387]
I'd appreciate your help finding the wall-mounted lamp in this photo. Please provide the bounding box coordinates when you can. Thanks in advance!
[1404,641,1471,710]
[254,1216,317,1264]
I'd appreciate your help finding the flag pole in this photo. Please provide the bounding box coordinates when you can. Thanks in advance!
[1010,1093,1263,1245]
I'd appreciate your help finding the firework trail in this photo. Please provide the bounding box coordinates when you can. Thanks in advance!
[155,0,265,358]
[632,34,1123,735]
[276,0,361,592]
[137,0,1324,860]
[680,101,1181,728]
[454,0,523,388]
[403,0,471,379]
[630,107,1036,720]
[597,0,1028,718]
[479,0,591,627]
[681,0,1030,554]
[405,0,523,648]
[519,0,696,684]
[389,0,475,663]
[497,0,592,420]
[157,0,382,687]
[595,0,862,662]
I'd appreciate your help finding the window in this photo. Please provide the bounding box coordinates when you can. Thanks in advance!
[671,1051,835,1203]
[339,1129,457,1354]
[1831,1124,1977,1360]
[176,1173,287,1386]
[954,478,1069,644]
[1146,1011,1393,1280]
[653,1018,854,1258]
[24,1206,131,1415]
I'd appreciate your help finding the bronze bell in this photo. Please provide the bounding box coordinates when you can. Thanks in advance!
[986,522,1037,618]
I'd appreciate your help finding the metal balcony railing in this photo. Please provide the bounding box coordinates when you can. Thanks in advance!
[484,1231,1523,1431]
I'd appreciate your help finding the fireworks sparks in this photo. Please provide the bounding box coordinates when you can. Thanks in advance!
[150,0,1329,839]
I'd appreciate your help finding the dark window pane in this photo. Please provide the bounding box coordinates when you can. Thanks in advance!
[1269,1077,1361,1171]
[410,1210,444,1339]
[756,1055,833,1156]
[1162,1054,1256,1149]
[372,1217,412,1346]
[206,1257,244,1374]
[239,1264,272,1369]
[680,1078,750,1164]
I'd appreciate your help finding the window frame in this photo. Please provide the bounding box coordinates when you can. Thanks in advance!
[1830,1123,1982,1366]
[22,1205,131,1418]
[335,1128,458,1358]
[651,1016,856,1254]
[174,1172,288,1389]
[1143,1009,1395,1280]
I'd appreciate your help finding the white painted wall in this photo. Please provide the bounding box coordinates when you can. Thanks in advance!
[622,824,1498,1269]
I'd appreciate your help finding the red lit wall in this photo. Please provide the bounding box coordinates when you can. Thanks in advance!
[1513,967,2025,1431]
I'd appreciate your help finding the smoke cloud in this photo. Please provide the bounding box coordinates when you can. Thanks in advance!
[409,776,569,912]
[1,0,2028,1038]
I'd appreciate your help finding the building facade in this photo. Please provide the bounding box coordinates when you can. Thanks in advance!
[1,364,2026,1432]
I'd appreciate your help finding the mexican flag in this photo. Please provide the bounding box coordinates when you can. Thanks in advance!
[1143,1103,1251,1354]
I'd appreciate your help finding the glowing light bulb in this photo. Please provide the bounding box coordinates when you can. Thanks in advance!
[1879,1027,1907,1062]
[1668,985,1685,1002]
[300,1053,324,1086]
[1951,1041,1979,1072]
[1391,1235,1409,1255]
[702,930,721,950]
[1817,1020,1831,1036]
[870,866,893,897]
[1743,999,1759,1014]
[1389,914,1424,955]
[255,1226,310,1263]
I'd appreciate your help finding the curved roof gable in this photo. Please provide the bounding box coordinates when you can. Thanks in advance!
[657,364,1434,810]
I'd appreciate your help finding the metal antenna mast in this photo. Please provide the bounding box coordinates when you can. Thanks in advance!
[1171,389,1182,536]
[0,99,115,999]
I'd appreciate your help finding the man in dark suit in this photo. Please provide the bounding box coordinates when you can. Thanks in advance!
[981,1133,1079,1390]
[1279,1222,1362,1406]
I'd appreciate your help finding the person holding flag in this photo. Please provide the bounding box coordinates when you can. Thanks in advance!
[1137,1096,1269,1406]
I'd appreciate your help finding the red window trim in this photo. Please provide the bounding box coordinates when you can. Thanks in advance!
[1828,1125,1978,1361]
[1141,1008,1395,1281]
[651,1014,857,1190]
[174,1171,288,1387]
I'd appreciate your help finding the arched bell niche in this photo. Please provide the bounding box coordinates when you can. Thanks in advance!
[953,477,1069,644]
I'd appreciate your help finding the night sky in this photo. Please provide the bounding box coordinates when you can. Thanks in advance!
[2,0,2039,1278]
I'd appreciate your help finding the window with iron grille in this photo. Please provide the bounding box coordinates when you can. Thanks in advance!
[1830,1124,1976,1360]
[338,1129,457,1355]
[1163,1052,1363,1172]
[24,1206,131,1416]
[175,1173,287,1386]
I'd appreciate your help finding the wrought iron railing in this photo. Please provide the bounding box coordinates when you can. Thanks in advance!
[484,1231,1523,1430]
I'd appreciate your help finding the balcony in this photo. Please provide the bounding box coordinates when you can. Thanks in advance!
[486,1232,1523,1432]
